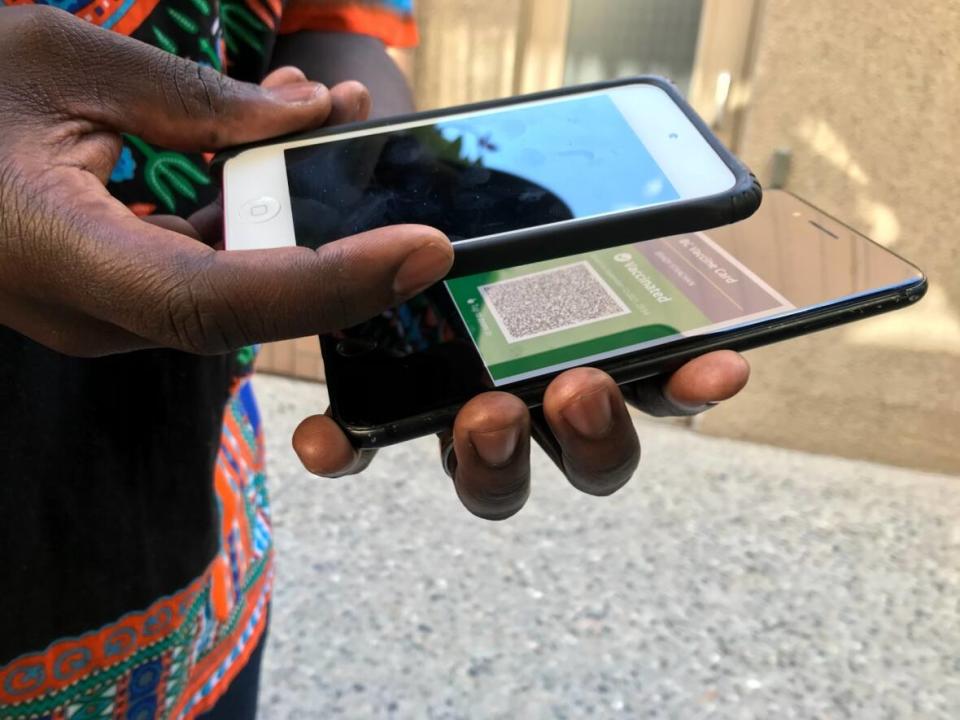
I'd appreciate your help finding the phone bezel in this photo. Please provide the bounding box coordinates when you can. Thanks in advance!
[216,76,761,276]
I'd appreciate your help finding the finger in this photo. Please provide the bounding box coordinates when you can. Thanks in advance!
[17,9,332,149]
[447,392,531,521]
[624,350,751,417]
[146,212,227,250]
[141,214,202,241]
[326,81,372,126]
[541,367,640,496]
[186,197,225,249]
[260,66,308,89]
[292,413,377,477]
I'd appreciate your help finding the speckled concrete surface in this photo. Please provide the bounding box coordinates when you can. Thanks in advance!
[252,374,960,719]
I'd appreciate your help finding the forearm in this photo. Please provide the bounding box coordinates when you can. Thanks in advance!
[270,31,415,119]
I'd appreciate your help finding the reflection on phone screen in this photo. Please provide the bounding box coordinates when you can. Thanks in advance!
[285,94,678,247]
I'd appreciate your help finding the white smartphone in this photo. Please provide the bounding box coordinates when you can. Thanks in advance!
[219,77,760,275]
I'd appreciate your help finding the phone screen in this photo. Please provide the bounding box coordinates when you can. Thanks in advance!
[444,233,793,385]
[323,191,924,430]
[282,87,726,248]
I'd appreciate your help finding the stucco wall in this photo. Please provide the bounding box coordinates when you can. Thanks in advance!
[697,1,960,473]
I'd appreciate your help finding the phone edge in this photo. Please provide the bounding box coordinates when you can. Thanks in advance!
[328,275,928,449]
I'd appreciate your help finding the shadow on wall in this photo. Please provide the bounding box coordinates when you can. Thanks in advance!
[698,0,960,474]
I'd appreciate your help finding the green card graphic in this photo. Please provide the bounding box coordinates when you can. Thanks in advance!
[445,234,791,385]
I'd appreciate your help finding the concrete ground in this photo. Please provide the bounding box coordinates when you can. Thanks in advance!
[252,374,960,720]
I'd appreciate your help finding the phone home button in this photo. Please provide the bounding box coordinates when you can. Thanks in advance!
[240,196,281,223]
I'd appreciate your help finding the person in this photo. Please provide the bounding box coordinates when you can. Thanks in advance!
[0,2,750,718]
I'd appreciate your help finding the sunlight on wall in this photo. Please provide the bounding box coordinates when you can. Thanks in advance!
[795,116,901,248]
[795,115,940,351]
[854,197,901,248]
[797,118,869,186]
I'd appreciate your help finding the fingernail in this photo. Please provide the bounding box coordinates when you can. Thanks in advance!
[393,243,451,297]
[561,389,614,439]
[470,427,519,468]
[663,388,720,416]
[268,81,325,104]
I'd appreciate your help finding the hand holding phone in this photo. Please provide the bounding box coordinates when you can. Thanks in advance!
[292,348,750,518]
[291,191,925,520]
[0,10,439,359]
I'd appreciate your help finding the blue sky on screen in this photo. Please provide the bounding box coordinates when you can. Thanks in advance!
[435,94,679,217]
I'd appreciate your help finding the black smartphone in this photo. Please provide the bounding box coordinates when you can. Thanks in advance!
[320,190,927,447]
[218,77,760,276]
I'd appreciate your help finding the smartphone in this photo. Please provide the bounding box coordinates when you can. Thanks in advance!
[218,77,760,276]
[319,190,927,447]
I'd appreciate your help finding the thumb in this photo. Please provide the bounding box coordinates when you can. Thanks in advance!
[84,218,455,353]
[184,225,456,345]
[35,10,332,150]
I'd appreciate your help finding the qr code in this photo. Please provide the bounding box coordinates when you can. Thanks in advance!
[479,261,630,342]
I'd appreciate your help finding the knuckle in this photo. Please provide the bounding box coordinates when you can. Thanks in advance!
[566,450,639,496]
[153,257,241,354]
[165,55,196,114]
[458,482,529,521]
[455,452,531,521]
[161,288,216,353]
[476,478,530,512]
[159,55,227,129]
[546,367,615,407]
[312,243,355,329]
[458,392,528,432]
[193,65,230,143]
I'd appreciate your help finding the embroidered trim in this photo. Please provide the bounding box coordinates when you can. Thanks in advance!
[279,2,419,47]
[0,378,271,720]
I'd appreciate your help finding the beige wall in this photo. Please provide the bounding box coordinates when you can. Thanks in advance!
[697,0,960,474]
[411,0,569,109]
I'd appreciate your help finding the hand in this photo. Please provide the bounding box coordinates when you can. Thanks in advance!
[0,7,452,357]
[292,350,750,520]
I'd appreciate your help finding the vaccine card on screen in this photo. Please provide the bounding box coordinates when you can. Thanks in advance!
[445,233,794,386]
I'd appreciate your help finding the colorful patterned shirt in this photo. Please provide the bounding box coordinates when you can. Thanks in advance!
[0,2,415,719]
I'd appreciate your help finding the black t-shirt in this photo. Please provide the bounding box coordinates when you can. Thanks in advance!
[0,329,233,663]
